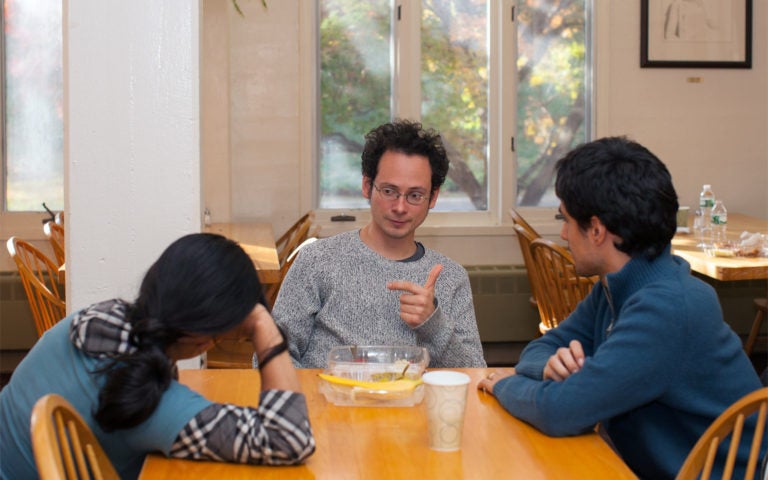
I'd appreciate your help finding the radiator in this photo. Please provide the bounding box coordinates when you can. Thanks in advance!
[0,272,38,349]
[467,265,540,342]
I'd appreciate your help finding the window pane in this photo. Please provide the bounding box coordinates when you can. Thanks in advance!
[421,0,488,212]
[318,0,392,209]
[3,0,63,212]
[516,0,589,207]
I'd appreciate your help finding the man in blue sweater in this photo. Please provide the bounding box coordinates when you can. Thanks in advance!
[478,137,765,479]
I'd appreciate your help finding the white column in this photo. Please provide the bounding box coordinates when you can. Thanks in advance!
[64,0,203,368]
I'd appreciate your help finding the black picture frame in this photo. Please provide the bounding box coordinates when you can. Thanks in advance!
[641,0,752,68]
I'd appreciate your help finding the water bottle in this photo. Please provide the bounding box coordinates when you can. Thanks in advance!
[203,208,212,227]
[697,185,715,247]
[710,200,728,246]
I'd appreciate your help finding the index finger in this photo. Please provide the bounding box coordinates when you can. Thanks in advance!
[569,339,585,366]
[423,264,443,290]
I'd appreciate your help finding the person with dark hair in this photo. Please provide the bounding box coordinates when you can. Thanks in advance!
[0,233,315,479]
[477,137,765,479]
[271,119,485,368]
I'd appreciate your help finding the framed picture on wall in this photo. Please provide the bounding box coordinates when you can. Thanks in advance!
[640,0,752,68]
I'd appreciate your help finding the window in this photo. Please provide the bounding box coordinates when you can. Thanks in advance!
[515,1,591,206]
[2,0,63,214]
[314,0,591,223]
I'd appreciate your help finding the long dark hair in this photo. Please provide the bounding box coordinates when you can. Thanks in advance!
[94,233,265,431]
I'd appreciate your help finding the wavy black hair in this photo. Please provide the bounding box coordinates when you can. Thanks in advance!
[94,233,265,431]
[361,119,449,193]
[555,136,679,260]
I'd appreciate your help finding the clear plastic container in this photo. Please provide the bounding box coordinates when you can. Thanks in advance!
[318,346,429,407]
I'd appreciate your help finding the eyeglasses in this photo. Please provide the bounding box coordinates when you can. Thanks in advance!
[555,213,565,221]
[372,183,430,206]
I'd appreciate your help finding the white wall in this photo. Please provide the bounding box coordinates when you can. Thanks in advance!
[66,0,202,312]
[202,1,767,267]
[596,2,767,218]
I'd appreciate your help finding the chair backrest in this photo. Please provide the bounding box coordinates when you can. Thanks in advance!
[6,237,66,337]
[43,221,66,267]
[31,393,120,480]
[275,211,316,266]
[264,236,318,307]
[676,387,768,480]
[529,238,596,333]
[509,208,539,238]
[513,223,541,310]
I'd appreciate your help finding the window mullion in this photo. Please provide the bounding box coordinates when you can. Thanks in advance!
[392,0,420,120]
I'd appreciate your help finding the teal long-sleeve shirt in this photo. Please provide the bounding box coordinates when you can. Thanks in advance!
[493,247,765,479]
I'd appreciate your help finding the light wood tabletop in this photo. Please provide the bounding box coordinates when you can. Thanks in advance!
[139,368,636,480]
[672,213,768,281]
[205,222,280,284]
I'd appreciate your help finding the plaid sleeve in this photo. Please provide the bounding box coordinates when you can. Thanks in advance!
[169,390,315,465]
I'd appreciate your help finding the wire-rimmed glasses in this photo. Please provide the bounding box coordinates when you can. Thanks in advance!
[372,183,430,206]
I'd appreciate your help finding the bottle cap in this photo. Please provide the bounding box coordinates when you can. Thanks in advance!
[703,184,711,189]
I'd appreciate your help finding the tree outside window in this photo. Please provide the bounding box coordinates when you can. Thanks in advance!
[2,0,63,212]
[317,0,589,212]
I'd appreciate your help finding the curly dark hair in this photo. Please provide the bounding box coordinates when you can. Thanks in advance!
[361,119,449,193]
[555,136,679,260]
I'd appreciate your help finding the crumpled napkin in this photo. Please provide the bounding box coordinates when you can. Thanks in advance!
[734,231,767,257]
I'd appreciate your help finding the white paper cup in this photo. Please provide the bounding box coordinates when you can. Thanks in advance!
[422,371,471,451]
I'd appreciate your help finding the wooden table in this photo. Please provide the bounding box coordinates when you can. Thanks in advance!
[56,223,280,285]
[139,369,636,479]
[672,213,768,281]
[205,222,280,284]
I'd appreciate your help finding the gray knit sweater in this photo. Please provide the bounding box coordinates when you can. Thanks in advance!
[271,230,486,368]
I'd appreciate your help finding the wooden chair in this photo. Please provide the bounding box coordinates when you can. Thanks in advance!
[6,237,66,337]
[264,236,317,307]
[31,393,120,480]
[509,208,538,239]
[676,387,768,480]
[744,297,767,357]
[207,236,318,369]
[510,209,542,311]
[205,338,255,369]
[43,221,66,267]
[207,213,317,369]
[274,212,315,262]
[529,238,596,334]
[513,223,541,312]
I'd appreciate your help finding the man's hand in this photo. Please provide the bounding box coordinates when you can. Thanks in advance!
[387,264,443,327]
[476,368,516,396]
[543,340,585,381]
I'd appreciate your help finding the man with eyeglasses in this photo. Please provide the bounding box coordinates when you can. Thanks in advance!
[270,119,486,369]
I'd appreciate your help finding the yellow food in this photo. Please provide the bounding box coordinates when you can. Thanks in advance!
[318,373,422,392]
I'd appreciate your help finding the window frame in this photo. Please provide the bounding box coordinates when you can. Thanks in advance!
[0,1,64,247]
[301,0,520,230]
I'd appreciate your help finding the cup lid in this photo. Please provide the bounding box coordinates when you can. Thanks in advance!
[422,371,470,386]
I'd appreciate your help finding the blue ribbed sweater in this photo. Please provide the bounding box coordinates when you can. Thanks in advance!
[494,247,765,479]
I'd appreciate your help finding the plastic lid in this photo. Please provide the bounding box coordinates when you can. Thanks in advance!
[703,184,711,189]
